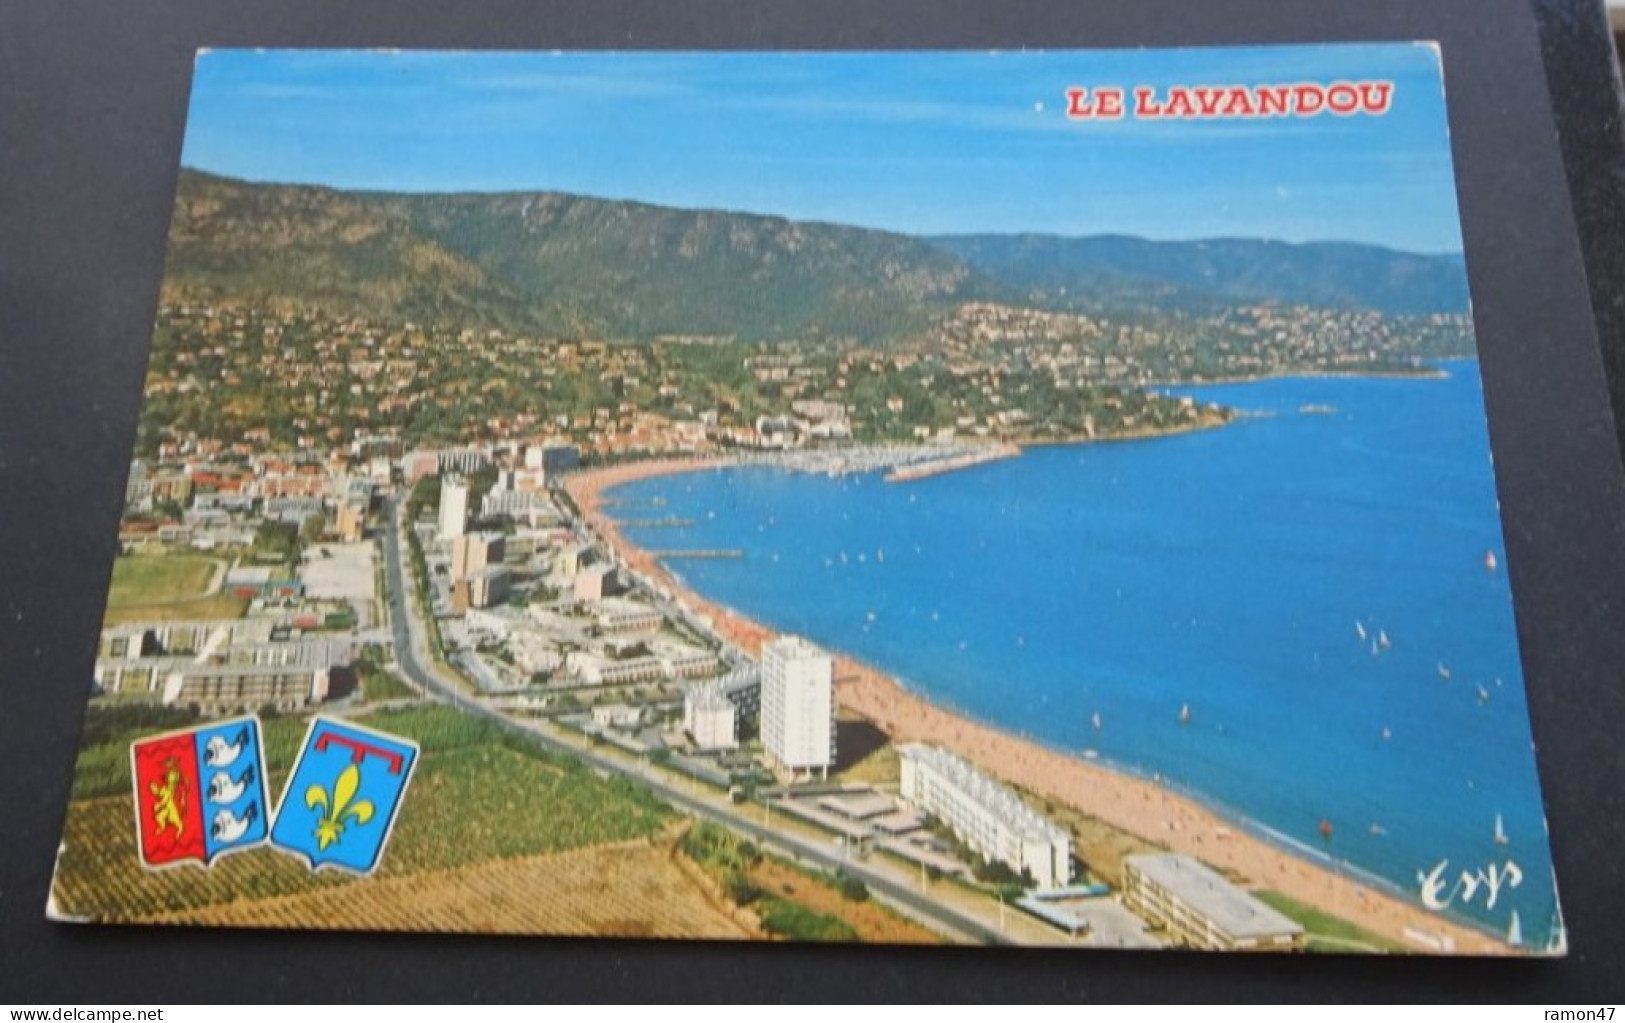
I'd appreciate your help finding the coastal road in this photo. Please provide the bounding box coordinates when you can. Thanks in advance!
[379,499,1011,946]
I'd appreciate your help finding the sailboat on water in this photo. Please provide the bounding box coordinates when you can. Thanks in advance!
[1091,711,1103,731]
[1179,703,1191,725]
[1494,813,1509,846]
[1507,909,1524,948]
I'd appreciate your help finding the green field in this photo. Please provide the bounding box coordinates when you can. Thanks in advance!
[51,703,673,922]
[754,895,859,943]
[1255,890,1409,953]
[102,554,246,624]
[106,554,219,605]
[360,667,418,702]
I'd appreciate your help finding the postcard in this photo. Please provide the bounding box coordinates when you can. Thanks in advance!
[49,44,1562,954]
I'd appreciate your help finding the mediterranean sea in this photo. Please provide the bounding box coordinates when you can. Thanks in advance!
[610,359,1558,948]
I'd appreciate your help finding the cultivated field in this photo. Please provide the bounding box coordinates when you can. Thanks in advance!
[150,832,757,939]
[52,704,674,925]
[747,858,939,945]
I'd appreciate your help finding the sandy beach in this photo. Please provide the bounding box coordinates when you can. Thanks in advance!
[565,456,1517,955]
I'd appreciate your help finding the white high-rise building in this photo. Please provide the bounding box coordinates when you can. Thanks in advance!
[438,476,470,541]
[760,635,835,778]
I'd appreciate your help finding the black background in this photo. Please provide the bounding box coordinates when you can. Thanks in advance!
[3,0,1625,1002]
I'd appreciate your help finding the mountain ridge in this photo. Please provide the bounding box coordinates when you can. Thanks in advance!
[160,169,1472,340]
[927,233,1469,317]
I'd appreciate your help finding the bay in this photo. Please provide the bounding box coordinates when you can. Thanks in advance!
[610,358,1558,948]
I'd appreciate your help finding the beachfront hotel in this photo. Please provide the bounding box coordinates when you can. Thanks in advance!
[1121,852,1305,951]
[897,743,1074,890]
[759,635,836,779]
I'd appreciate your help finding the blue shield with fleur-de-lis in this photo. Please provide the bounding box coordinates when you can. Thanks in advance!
[270,717,419,874]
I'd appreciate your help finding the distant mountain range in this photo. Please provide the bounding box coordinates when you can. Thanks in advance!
[929,234,1470,317]
[161,170,1470,341]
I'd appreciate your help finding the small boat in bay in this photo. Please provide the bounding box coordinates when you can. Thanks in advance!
[1495,813,1509,846]
[1179,703,1191,725]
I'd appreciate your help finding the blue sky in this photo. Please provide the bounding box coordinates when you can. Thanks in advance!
[184,46,1466,254]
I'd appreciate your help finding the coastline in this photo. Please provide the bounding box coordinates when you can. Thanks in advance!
[563,455,1518,956]
[1143,363,1458,390]
[1013,413,1234,451]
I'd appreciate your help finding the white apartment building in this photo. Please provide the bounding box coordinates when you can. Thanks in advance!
[898,743,1073,889]
[759,635,835,778]
[683,683,739,751]
[438,476,470,541]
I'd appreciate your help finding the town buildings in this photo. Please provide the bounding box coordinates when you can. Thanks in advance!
[574,563,616,603]
[93,621,349,715]
[526,442,579,478]
[1121,852,1305,951]
[451,532,505,579]
[759,635,835,778]
[335,500,367,542]
[453,565,512,611]
[897,743,1073,889]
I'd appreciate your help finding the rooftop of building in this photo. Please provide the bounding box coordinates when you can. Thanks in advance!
[596,596,659,615]
[764,634,830,662]
[685,685,736,711]
[1124,853,1304,940]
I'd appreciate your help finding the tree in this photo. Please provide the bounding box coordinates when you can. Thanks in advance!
[252,520,299,564]
[724,872,762,906]
[836,871,870,902]
[301,513,327,546]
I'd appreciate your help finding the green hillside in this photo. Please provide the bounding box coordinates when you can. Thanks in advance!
[162,171,1000,342]
[159,170,1473,343]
